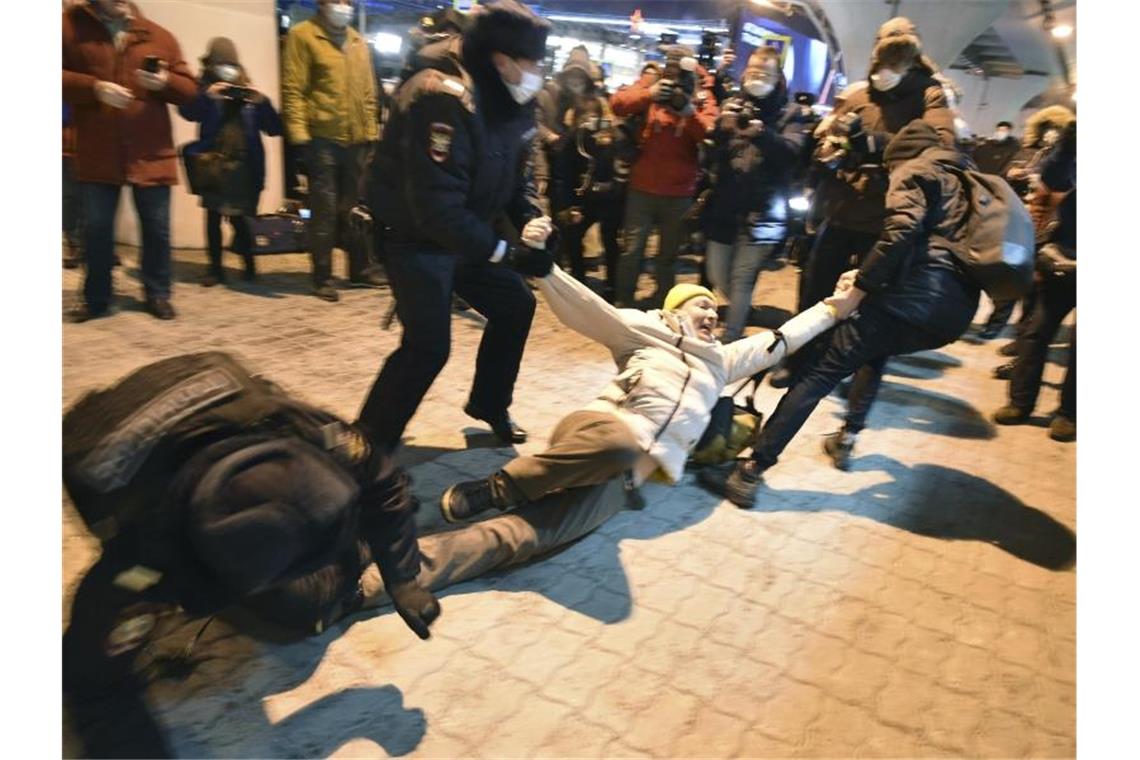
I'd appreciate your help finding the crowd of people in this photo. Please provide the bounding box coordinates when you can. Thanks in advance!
[62,1,1076,750]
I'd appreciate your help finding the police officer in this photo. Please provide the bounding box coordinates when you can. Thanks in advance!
[358,1,554,452]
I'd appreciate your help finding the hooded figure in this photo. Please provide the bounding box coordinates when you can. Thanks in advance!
[178,37,282,285]
[699,46,817,341]
[533,46,598,193]
[701,119,982,506]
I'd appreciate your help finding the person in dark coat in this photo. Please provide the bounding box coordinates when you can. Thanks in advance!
[534,45,596,201]
[993,122,1076,442]
[179,37,282,286]
[699,46,814,341]
[700,120,981,506]
[770,16,957,385]
[549,94,624,298]
[358,0,554,452]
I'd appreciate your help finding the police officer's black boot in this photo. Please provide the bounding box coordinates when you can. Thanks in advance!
[464,402,528,444]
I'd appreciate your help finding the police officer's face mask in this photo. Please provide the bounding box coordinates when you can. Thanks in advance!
[870,67,903,91]
[214,64,240,83]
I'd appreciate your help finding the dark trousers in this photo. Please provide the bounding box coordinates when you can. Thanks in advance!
[788,223,881,378]
[558,196,622,291]
[752,303,962,470]
[63,157,82,249]
[307,138,373,285]
[1009,273,1076,417]
[616,189,692,305]
[356,244,537,452]
[205,210,254,276]
[80,183,172,310]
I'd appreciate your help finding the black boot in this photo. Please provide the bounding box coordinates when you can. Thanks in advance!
[464,402,528,444]
[440,473,518,523]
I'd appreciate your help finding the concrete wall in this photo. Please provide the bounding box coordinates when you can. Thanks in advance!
[115,0,283,249]
[952,72,1051,135]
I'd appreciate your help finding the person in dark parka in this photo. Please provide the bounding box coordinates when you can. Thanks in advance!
[701,120,981,506]
[359,1,554,451]
[179,37,282,286]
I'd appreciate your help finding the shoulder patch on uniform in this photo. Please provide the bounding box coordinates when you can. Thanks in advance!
[429,122,454,163]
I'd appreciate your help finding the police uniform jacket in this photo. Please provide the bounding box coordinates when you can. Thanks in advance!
[372,36,541,260]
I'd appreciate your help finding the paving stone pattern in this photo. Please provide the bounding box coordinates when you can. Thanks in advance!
[62,248,1075,757]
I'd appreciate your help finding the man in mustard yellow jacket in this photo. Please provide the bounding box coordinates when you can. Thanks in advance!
[282,0,383,301]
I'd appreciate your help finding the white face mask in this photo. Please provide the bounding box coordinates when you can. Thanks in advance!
[214,64,240,83]
[870,68,903,91]
[994,128,1011,141]
[1042,128,1061,146]
[504,67,543,104]
[743,79,774,98]
[322,3,354,28]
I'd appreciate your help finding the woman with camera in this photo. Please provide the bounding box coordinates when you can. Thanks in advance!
[700,46,815,341]
[179,38,282,286]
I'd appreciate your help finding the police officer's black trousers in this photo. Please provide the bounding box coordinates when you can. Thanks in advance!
[1009,272,1076,418]
[357,243,536,452]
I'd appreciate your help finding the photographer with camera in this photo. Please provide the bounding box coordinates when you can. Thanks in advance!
[770,17,956,386]
[282,0,386,302]
[62,0,197,322]
[179,38,282,287]
[611,44,718,308]
[700,46,816,341]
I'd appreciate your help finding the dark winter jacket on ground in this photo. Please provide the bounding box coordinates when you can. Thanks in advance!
[812,67,956,234]
[179,78,283,197]
[371,35,542,259]
[854,129,980,335]
[62,2,198,186]
[700,80,814,245]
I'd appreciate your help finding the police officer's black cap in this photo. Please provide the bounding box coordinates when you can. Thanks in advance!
[466,0,551,62]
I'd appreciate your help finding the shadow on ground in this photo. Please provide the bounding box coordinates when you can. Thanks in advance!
[756,454,1075,570]
[855,381,998,440]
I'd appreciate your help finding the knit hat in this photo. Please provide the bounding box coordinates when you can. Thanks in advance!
[186,438,360,599]
[883,120,940,166]
[664,283,717,311]
[562,45,592,77]
[202,37,240,66]
[465,0,551,62]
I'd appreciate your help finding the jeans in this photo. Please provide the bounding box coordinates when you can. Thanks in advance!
[705,235,772,341]
[307,138,374,285]
[1009,273,1076,417]
[751,302,965,470]
[616,189,692,305]
[63,157,82,249]
[356,243,536,452]
[205,210,254,275]
[80,183,172,310]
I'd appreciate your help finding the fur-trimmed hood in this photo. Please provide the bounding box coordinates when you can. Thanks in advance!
[1023,105,1075,148]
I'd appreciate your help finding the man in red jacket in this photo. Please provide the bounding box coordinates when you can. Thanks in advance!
[62,0,197,321]
[610,45,717,308]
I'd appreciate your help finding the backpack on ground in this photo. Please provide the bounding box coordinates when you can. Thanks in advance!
[940,162,1035,300]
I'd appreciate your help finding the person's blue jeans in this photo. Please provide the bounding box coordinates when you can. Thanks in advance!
[80,183,172,311]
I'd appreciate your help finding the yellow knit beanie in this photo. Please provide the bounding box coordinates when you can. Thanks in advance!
[663,283,716,311]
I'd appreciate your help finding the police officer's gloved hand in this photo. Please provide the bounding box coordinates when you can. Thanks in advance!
[388,577,440,640]
[507,244,555,277]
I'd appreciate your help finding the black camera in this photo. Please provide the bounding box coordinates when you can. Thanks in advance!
[223,86,252,101]
[142,55,161,74]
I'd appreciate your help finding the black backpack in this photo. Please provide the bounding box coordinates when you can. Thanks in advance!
[939,162,1036,300]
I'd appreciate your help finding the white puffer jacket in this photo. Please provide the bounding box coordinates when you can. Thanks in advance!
[537,266,837,482]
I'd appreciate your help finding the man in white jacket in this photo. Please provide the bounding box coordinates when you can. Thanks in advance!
[357,263,852,607]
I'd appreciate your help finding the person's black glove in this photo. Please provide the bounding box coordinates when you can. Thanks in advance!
[651,79,675,104]
[506,243,555,277]
[388,577,440,640]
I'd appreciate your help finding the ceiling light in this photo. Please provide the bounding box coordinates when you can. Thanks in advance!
[1051,24,1073,39]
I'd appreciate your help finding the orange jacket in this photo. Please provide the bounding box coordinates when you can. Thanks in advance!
[62,3,197,185]
[611,72,717,197]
